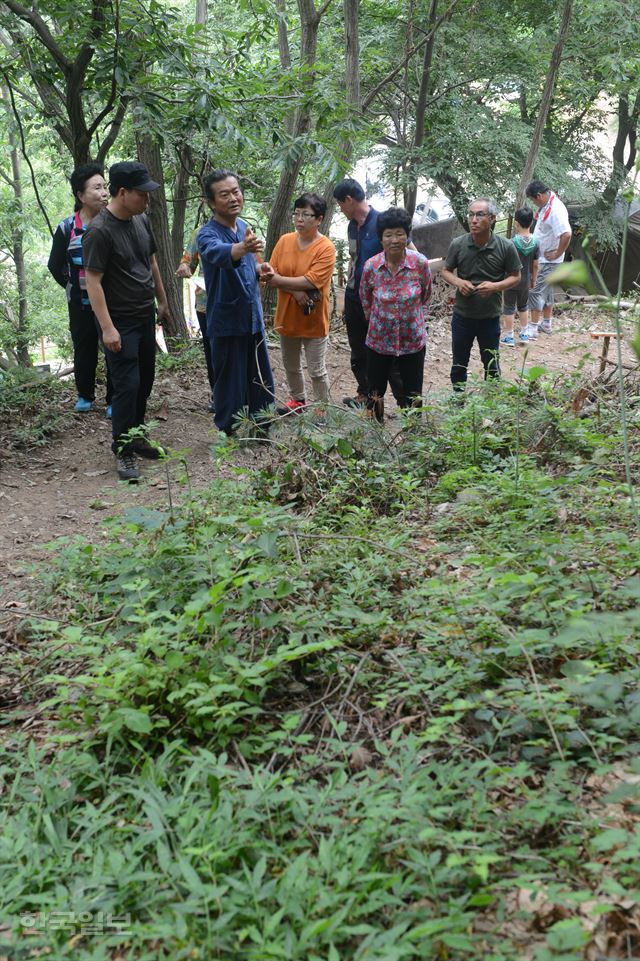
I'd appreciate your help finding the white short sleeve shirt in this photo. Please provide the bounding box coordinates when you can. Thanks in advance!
[533,194,571,263]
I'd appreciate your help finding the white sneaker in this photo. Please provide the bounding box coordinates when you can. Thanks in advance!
[538,321,552,334]
[526,325,538,339]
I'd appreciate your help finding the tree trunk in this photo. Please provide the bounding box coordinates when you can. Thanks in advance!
[601,90,640,208]
[3,0,128,166]
[263,0,323,313]
[435,169,469,226]
[264,0,321,261]
[136,133,189,343]
[2,84,31,367]
[320,0,360,233]
[405,0,438,218]
[171,142,193,268]
[514,0,574,210]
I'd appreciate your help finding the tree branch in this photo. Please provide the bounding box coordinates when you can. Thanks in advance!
[361,0,461,112]
[1,72,54,235]
[2,0,71,73]
[95,96,129,164]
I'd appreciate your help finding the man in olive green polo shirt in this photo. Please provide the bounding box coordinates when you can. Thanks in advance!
[442,198,521,389]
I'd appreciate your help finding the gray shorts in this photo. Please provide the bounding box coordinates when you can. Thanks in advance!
[528,262,558,312]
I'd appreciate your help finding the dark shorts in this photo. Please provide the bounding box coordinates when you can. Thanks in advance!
[503,284,531,315]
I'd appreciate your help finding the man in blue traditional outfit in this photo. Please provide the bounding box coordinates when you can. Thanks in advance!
[197,170,275,435]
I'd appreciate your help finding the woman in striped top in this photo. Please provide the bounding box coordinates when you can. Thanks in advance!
[48,163,112,414]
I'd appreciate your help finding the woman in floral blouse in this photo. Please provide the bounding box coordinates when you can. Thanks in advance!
[359,207,432,422]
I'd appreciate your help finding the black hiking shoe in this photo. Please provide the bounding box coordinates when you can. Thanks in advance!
[116,452,140,482]
[342,394,368,409]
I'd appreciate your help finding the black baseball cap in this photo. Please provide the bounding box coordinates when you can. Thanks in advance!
[109,161,160,193]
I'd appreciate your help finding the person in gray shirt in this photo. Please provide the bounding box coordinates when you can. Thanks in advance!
[442,198,521,389]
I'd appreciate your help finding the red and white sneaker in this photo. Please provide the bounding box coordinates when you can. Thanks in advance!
[277,398,307,415]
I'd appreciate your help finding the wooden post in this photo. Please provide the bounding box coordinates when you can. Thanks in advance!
[590,331,622,376]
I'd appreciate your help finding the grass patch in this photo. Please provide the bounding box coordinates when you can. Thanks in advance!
[2,375,640,960]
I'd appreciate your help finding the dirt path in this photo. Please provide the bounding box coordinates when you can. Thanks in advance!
[1,302,636,612]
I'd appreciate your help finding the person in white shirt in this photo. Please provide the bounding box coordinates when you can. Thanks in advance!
[525,180,572,335]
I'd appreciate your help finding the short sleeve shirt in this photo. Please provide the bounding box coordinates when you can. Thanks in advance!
[511,236,539,288]
[533,194,571,264]
[445,233,522,319]
[83,209,157,321]
[360,250,432,356]
[183,227,207,313]
[197,217,264,338]
[346,208,382,302]
[271,232,336,338]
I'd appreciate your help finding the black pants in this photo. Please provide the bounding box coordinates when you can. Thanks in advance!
[344,294,404,401]
[196,310,216,394]
[104,311,156,454]
[450,312,501,387]
[367,347,425,406]
[68,301,112,404]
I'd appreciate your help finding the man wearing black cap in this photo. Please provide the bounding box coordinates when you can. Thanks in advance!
[84,161,171,481]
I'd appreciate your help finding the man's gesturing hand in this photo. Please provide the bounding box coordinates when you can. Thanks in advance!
[243,227,264,256]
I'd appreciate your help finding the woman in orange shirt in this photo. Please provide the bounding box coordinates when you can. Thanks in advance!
[263,192,336,410]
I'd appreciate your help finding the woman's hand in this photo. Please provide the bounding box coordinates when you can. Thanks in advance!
[290,290,311,308]
[259,262,275,283]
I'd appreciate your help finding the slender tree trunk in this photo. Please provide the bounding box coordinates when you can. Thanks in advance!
[263,0,322,311]
[2,84,31,367]
[171,142,193,268]
[435,169,469,225]
[514,0,573,210]
[601,90,640,208]
[405,0,438,217]
[136,133,189,343]
[320,0,360,232]
[264,0,320,259]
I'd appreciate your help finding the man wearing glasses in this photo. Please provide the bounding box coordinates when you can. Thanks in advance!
[442,199,521,390]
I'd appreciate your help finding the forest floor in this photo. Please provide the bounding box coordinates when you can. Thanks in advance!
[1,298,640,960]
[0,297,636,608]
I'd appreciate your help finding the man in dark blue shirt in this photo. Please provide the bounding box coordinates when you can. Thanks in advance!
[197,170,275,435]
[333,178,403,407]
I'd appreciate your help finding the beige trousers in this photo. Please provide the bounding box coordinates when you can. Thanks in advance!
[279,335,330,402]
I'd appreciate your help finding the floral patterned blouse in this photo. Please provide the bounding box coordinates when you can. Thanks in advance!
[360,250,432,356]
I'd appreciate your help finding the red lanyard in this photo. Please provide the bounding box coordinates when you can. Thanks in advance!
[535,192,555,222]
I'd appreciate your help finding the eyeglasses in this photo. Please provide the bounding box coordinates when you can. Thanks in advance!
[468,211,489,219]
[292,212,318,221]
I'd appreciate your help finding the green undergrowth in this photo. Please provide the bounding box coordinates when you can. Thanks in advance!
[2,375,640,960]
[0,367,72,450]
